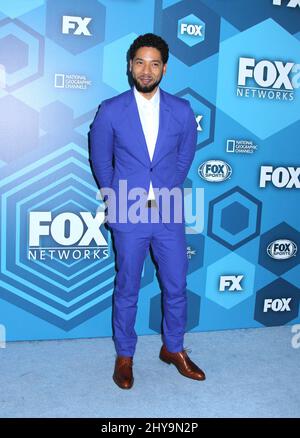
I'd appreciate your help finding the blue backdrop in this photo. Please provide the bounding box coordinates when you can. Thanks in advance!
[0,0,299,342]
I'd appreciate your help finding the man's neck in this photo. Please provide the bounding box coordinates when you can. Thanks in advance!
[137,85,159,101]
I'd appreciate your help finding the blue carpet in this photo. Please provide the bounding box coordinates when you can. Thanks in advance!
[0,326,299,418]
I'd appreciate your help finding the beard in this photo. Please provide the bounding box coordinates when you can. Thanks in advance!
[132,73,163,94]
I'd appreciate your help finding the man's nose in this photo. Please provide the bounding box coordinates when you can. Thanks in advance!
[142,63,151,74]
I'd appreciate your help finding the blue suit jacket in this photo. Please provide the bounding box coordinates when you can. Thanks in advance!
[89,87,197,232]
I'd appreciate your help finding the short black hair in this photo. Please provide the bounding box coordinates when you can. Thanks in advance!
[129,33,169,65]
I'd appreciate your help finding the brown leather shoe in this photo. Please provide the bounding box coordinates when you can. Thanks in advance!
[113,356,134,389]
[159,345,206,381]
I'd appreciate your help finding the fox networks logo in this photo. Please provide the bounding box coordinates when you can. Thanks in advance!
[198,160,232,182]
[273,0,300,7]
[62,16,92,36]
[54,73,92,90]
[178,14,205,46]
[226,139,258,154]
[263,298,292,312]
[237,57,299,101]
[267,239,297,260]
[259,166,300,189]
[28,211,108,261]
[219,275,244,292]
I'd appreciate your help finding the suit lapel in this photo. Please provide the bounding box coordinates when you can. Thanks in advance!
[152,89,171,166]
[124,87,171,167]
[125,88,151,166]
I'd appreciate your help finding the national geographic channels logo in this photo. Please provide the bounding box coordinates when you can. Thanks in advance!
[54,73,92,89]
[28,211,109,261]
[226,139,258,154]
[237,57,300,101]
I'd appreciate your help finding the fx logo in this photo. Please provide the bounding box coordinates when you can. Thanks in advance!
[259,166,300,188]
[62,16,92,36]
[180,23,203,36]
[219,275,244,291]
[263,298,292,312]
[238,57,294,90]
[273,0,300,7]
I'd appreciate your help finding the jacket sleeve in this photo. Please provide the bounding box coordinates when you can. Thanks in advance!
[172,101,197,187]
[89,101,114,192]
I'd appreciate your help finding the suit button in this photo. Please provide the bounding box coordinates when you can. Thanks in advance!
[150,168,153,172]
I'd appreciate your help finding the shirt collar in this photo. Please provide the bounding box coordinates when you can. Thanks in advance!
[133,85,160,108]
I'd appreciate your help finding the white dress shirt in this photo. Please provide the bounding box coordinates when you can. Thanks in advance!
[133,85,160,201]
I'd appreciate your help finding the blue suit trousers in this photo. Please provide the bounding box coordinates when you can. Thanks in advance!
[111,212,188,357]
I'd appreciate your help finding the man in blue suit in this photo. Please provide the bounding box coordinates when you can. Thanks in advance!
[89,33,205,389]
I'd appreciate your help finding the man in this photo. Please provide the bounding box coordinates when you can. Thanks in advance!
[89,33,205,389]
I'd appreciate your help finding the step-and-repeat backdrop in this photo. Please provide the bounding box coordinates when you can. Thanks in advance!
[0,0,299,342]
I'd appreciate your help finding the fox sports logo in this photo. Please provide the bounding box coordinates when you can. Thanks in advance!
[198,160,232,182]
[267,239,297,260]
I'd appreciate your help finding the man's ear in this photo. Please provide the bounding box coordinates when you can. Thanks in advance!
[129,59,132,72]
[163,63,167,75]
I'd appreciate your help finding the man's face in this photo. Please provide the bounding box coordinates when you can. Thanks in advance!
[130,46,167,94]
